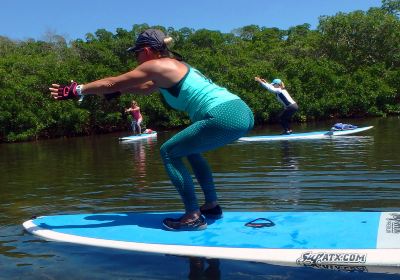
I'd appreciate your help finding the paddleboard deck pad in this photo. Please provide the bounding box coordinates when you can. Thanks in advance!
[239,126,373,141]
[23,211,400,270]
[119,132,157,142]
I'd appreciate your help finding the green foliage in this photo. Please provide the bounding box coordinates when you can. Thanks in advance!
[0,2,399,142]
[382,0,400,17]
[318,8,400,69]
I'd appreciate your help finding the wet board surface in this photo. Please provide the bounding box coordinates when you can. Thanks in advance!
[23,211,400,268]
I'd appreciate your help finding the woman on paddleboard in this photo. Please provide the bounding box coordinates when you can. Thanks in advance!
[125,100,143,135]
[50,29,254,231]
[255,77,298,134]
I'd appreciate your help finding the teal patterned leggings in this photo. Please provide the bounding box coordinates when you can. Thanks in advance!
[160,99,254,213]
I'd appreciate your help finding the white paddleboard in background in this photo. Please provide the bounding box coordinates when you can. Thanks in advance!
[239,126,373,142]
[23,211,400,273]
[119,132,157,142]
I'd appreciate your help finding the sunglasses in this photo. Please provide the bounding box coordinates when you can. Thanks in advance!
[134,46,150,59]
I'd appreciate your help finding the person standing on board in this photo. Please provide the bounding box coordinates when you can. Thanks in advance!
[125,100,143,135]
[254,77,298,134]
[50,29,254,231]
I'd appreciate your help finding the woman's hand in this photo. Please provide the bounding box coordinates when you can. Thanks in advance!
[49,82,80,100]
[49,84,63,100]
[254,77,267,83]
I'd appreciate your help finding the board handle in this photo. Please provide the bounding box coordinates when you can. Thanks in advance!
[245,218,275,228]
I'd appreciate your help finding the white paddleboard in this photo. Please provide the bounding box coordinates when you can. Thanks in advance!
[119,132,157,142]
[23,211,400,272]
[239,126,373,142]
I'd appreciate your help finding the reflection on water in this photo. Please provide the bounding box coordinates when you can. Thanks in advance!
[120,137,158,186]
[224,132,399,212]
[188,257,220,280]
[1,118,400,279]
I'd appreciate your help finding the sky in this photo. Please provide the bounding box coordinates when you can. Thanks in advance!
[1,0,382,41]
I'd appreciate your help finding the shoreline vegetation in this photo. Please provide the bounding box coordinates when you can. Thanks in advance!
[0,2,399,142]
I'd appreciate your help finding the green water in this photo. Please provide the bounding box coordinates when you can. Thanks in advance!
[0,117,399,279]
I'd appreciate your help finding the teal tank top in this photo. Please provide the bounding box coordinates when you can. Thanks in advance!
[159,65,240,121]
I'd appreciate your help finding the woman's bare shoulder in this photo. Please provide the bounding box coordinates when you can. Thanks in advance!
[141,58,184,71]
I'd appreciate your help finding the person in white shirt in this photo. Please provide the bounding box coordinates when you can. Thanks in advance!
[255,77,298,134]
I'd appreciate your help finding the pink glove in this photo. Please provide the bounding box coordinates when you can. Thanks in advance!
[56,82,80,100]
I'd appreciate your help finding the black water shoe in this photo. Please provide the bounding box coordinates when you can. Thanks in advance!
[163,215,207,231]
[200,205,223,219]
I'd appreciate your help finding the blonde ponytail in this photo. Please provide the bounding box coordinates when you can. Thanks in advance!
[161,36,184,61]
[164,37,174,47]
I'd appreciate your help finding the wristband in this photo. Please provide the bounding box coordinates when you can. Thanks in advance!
[76,85,83,96]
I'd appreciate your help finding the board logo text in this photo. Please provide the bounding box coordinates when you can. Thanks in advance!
[386,213,400,234]
[296,252,367,266]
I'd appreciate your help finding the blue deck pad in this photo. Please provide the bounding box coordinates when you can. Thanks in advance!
[33,212,381,249]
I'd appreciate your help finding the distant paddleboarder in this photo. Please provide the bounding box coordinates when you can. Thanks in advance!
[125,100,143,135]
[255,77,298,134]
